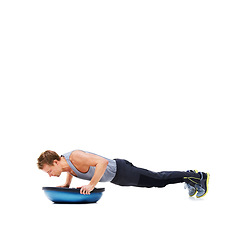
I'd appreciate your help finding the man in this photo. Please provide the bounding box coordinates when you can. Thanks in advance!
[37,149,210,198]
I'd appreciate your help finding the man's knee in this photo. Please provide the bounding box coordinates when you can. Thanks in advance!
[138,174,167,188]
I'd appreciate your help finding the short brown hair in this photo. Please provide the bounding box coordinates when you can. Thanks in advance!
[37,150,60,169]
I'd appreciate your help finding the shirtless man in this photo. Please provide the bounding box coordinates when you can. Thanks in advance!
[37,149,210,198]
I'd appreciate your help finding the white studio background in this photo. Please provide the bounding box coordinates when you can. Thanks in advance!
[0,1,239,239]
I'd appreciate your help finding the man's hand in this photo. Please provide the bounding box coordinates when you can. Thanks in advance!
[57,184,70,188]
[78,184,94,195]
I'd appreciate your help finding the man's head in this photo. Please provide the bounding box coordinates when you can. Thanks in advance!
[37,150,62,177]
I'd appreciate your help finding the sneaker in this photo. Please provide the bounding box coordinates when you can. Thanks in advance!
[196,172,210,198]
[184,183,197,197]
[184,170,198,197]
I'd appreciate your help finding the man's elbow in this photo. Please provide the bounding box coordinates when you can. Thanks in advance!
[102,159,109,167]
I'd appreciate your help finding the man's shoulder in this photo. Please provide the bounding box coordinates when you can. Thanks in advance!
[70,150,85,161]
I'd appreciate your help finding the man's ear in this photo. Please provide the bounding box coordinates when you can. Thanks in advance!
[53,159,59,165]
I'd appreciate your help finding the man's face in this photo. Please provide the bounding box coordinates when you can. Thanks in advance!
[42,161,62,177]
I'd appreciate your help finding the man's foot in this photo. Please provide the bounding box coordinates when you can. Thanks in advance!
[195,172,210,198]
[184,170,198,197]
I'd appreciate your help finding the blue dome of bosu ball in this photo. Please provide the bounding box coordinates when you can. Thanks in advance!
[42,187,105,204]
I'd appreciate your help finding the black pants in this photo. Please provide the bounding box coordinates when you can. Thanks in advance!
[111,159,200,188]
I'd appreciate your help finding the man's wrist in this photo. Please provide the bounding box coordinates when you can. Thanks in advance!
[89,183,96,189]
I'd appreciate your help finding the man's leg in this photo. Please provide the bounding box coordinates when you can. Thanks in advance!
[111,159,202,188]
[136,168,201,188]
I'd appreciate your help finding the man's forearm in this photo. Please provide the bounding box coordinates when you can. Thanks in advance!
[65,173,73,186]
[89,161,108,187]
